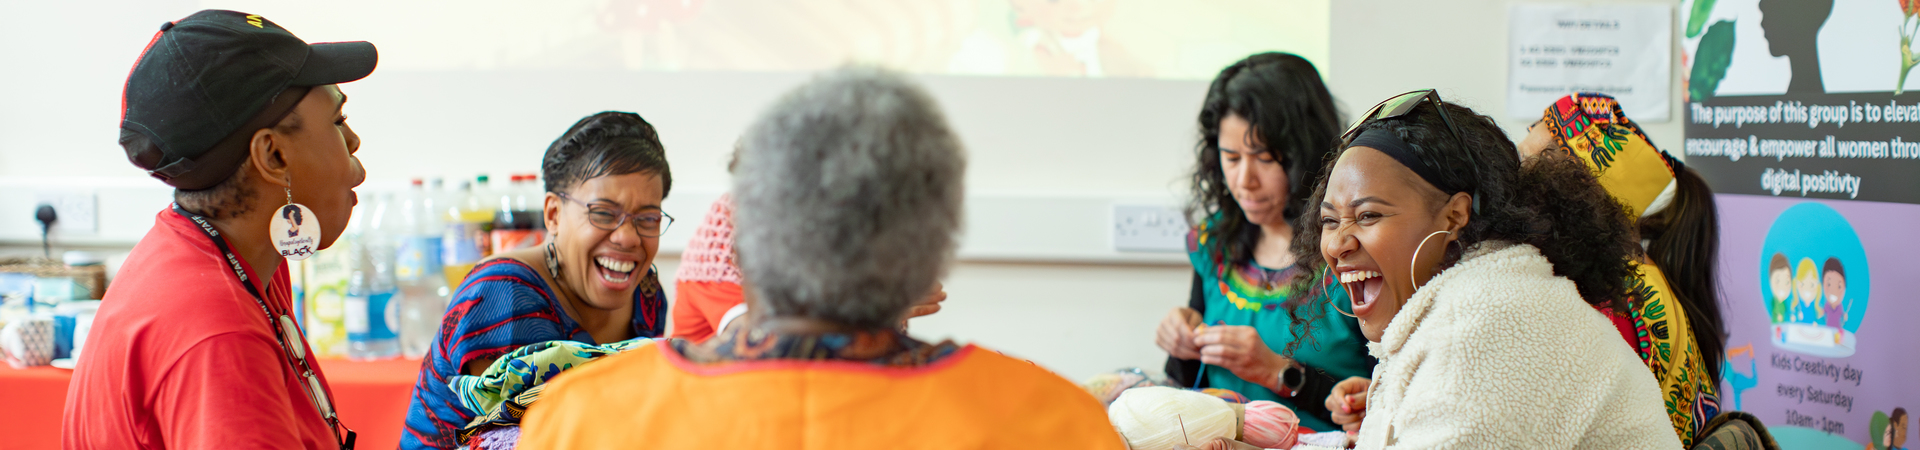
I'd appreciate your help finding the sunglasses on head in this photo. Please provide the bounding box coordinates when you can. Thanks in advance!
[1340,89,1482,213]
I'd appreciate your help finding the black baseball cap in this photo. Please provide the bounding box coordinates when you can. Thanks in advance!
[119,10,377,190]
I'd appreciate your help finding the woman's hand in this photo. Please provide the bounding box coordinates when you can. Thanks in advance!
[1172,437,1263,450]
[906,282,946,319]
[1194,325,1290,392]
[1325,376,1372,433]
[1156,307,1205,360]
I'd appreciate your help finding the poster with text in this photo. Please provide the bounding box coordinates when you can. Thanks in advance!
[1681,0,1920,448]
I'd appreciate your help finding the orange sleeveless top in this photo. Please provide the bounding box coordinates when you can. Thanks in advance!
[518,343,1126,449]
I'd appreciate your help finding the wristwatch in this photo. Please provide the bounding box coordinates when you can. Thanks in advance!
[1276,360,1306,397]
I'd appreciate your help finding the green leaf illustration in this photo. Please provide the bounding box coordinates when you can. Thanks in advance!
[1689,20,1737,101]
[1686,0,1719,38]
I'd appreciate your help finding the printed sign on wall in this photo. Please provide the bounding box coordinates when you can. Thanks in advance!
[1683,0,1920,448]
[1510,4,1674,121]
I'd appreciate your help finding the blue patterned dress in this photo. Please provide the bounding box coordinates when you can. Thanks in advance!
[400,258,666,450]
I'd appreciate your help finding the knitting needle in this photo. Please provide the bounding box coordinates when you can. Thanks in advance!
[1191,324,1210,389]
[1178,414,1190,445]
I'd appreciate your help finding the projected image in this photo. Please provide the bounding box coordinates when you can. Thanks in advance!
[217,0,1329,80]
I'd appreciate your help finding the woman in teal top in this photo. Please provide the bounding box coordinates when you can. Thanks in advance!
[1155,53,1373,432]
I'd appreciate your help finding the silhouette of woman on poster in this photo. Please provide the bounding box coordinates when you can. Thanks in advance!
[1759,0,1833,93]
[282,205,303,238]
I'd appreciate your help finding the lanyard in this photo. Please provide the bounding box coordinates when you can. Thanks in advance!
[172,205,357,450]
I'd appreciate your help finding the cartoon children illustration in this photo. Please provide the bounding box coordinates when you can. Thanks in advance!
[281,204,304,238]
[1887,407,1910,450]
[1770,253,1792,323]
[1822,257,1847,330]
[1792,257,1823,325]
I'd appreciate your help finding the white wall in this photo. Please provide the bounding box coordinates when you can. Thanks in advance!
[1328,0,1686,154]
[0,0,1687,383]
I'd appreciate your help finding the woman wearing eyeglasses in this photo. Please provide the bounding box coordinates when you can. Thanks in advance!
[401,111,673,450]
[1154,52,1373,432]
[1288,92,1677,449]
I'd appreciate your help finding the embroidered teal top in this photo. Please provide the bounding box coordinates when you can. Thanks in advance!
[1185,224,1372,432]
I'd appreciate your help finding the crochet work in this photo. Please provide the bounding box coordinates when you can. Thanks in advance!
[675,194,742,283]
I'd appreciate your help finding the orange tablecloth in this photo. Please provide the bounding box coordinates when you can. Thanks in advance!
[0,358,425,450]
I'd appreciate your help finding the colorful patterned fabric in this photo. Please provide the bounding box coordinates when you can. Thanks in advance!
[448,338,655,440]
[1080,368,1162,406]
[467,424,522,450]
[1546,94,1723,446]
[1596,262,1722,447]
[671,318,961,367]
[1541,92,1681,218]
[1184,218,1370,433]
[459,382,544,443]
[401,258,668,450]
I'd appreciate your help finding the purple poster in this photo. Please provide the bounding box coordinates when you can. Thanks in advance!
[1683,0,1920,447]
[1716,195,1920,448]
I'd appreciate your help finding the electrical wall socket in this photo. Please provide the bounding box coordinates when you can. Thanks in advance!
[34,190,99,234]
[1111,204,1187,252]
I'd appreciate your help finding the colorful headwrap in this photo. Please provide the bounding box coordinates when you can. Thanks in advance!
[1541,93,1682,218]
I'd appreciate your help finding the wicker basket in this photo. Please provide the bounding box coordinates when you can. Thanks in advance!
[0,257,107,301]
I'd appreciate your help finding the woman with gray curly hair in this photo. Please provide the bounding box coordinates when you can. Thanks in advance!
[518,67,1123,449]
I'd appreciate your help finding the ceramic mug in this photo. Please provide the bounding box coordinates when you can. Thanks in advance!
[0,318,54,368]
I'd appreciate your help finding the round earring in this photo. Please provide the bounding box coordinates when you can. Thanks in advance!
[1409,230,1453,290]
[270,180,320,261]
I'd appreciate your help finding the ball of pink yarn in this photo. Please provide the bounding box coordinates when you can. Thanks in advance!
[1242,400,1301,449]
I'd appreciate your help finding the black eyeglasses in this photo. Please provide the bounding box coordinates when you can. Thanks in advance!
[1341,89,1482,213]
[556,192,674,237]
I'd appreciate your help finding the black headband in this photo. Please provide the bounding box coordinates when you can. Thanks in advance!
[1346,128,1463,195]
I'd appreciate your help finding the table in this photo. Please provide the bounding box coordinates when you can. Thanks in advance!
[0,358,424,450]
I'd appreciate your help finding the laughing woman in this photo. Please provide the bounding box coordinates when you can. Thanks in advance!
[1297,92,1678,449]
[1155,52,1372,432]
[401,111,672,450]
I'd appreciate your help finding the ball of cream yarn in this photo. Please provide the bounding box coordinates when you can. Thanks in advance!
[1107,386,1237,450]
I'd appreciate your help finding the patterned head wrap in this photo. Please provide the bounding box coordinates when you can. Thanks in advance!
[1541,93,1682,218]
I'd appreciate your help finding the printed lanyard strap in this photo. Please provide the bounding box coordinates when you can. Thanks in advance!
[171,205,357,450]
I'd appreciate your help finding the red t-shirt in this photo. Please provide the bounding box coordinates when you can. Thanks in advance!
[64,209,339,449]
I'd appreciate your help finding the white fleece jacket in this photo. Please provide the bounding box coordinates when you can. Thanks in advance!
[1354,241,1681,450]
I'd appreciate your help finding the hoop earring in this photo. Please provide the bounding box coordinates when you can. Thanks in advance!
[1324,264,1359,318]
[1410,230,1453,290]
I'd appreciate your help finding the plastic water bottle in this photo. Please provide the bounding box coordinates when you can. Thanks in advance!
[442,178,496,289]
[304,221,352,358]
[346,192,402,360]
[395,179,450,359]
[289,258,306,330]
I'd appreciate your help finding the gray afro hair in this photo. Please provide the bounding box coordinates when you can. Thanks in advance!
[732,66,966,330]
